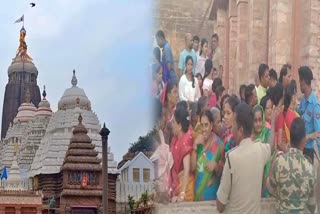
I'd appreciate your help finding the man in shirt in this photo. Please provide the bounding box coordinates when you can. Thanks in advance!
[155,30,177,84]
[192,35,200,57]
[257,63,270,103]
[209,33,223,79]
[216,103,275,214]
[178,33,197,77]
[268,117,315,213]
[297,66,320,164]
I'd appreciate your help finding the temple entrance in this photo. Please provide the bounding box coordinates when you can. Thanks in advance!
[71,207,98,214]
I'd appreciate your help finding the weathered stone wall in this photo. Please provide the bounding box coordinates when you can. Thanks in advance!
[268,0,293,72]
[153,0,214,72]
[154,199,311,214]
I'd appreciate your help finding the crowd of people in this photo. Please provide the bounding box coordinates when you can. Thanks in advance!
[151,30,320,214]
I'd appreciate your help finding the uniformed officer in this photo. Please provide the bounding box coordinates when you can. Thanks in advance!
[297,66,320,164]
[268,118,315,213]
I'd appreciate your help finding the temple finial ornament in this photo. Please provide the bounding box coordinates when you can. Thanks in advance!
[78,114,83,123]
[71,69,78,87]
[15,26,33,61]
[42,85,47,99]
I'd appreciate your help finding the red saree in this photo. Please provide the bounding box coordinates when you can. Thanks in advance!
[169,129,194,201]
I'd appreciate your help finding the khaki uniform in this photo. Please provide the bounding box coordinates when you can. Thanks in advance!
[268,148,315,213]
[217,138,271,214]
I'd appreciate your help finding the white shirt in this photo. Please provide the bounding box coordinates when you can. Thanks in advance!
[196,55,207,77]
[217,138,271,214]
[178,74,201,102]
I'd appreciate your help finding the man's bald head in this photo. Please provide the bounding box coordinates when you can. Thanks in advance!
[185,33,193,50]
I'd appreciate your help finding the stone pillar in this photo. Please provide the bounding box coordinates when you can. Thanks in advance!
[236,0,249,86]
[228,0,238,93]
[291,0,300,81]
[215,7,227,86]
[248,0,269,80]
[268,0,293,71]
[307,0,320,97]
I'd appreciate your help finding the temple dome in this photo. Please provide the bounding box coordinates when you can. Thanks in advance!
[13,103,36,123]
[8,58,38,76]
[35,86,52,117]
[58,70,91,110]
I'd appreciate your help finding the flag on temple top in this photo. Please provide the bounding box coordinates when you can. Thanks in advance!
[14,15,24,23]
[0,167,8,180]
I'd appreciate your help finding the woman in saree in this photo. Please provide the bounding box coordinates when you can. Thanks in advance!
[252,105,271,144]
[269,82,288,152]
[251,105,274,197]
[191,110,223,201]
[260,94,273,129]
[169,101,195,202]
[222,95,240,153]
[192,96,208,138]
[161,80,179,145]
[282,80,300,142]
[151,98,172,202]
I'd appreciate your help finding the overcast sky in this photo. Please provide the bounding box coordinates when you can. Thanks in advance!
[0,0,153,162]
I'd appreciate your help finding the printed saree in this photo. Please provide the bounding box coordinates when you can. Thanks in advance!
[194,134,223,201]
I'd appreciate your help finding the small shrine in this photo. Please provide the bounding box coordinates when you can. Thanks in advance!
[58,114,103,213]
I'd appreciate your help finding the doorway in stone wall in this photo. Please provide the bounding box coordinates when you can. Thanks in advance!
[71,207,97,214]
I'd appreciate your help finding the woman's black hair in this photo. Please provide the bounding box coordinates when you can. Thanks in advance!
[195,73,203,80]
[164,80,177,104]
[252,105,264,119]
[284,81,297,112]
[239,84,246,99]
[203,59,213,80]
[200,109,214,124]
[153,47,161,63]
[174,101,190,133]
[199,38,208,56]
[215,86,225,101]
[212,77,223,93]
[225,95,240,112]
[197,96,208,116]
[260,95,270,111]
[220,94,230,110]
[185,56,195,88]
[269,82,283,106]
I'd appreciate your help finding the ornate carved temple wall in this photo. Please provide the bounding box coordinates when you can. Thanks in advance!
[154,0,320,97]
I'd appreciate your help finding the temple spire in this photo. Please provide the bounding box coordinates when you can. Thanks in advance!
[15,24,33,61]
[71,69,78,87]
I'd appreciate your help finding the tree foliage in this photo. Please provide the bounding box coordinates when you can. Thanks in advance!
[128,127,157,153]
